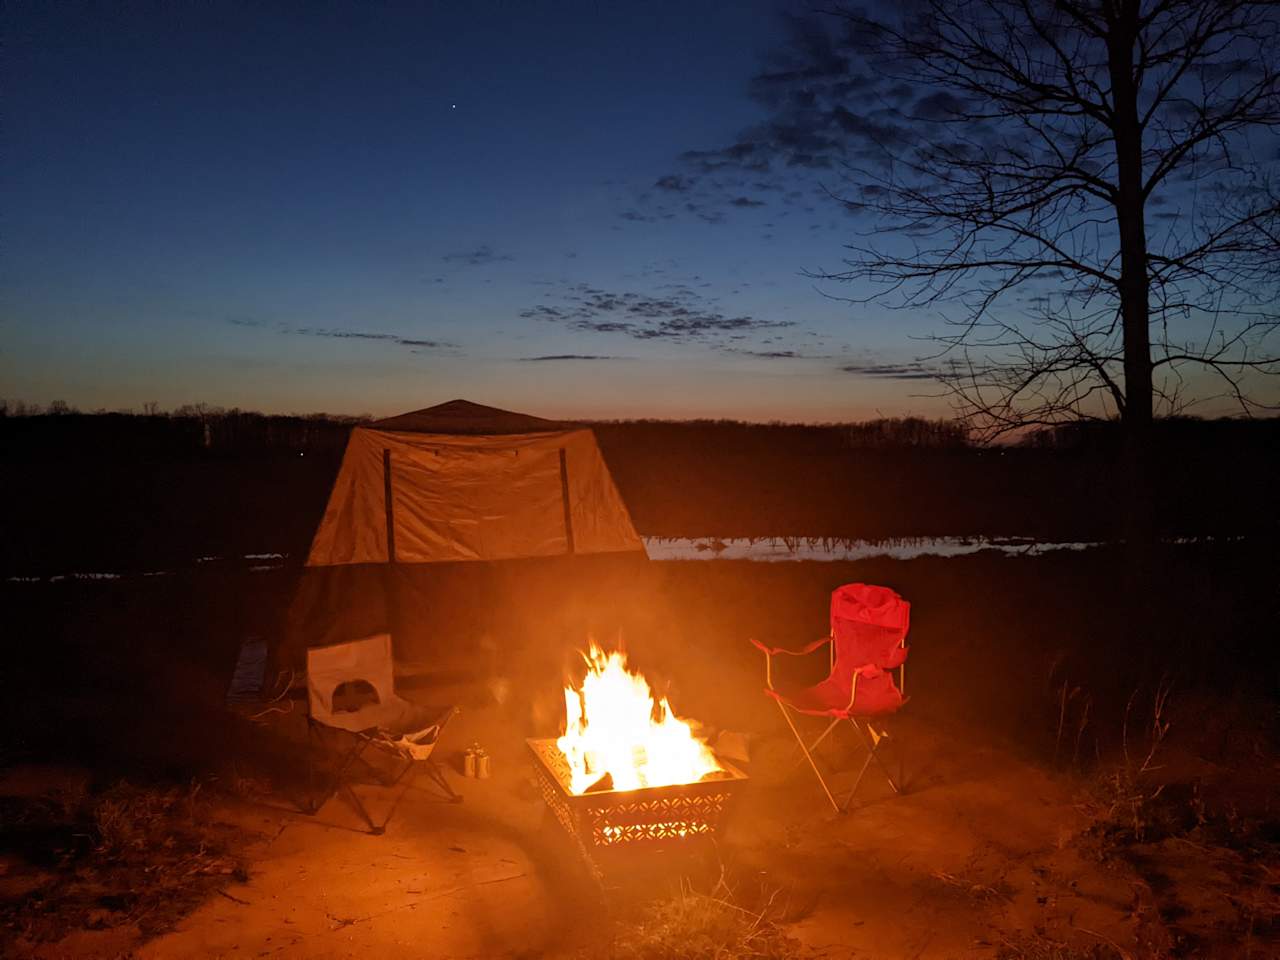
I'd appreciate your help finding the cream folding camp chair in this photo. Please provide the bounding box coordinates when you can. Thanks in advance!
[751,583,910,813]
[306,633,460,833]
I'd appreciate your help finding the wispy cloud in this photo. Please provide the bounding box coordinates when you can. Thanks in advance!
[655,174,692,192]
[726,348,833,359]
[521,283,794,345]
[839,361,959,380]
[634,14,1004,228]
[226,319,458,353]
[441,244,514,266]
[289,327,455,350]
[518,354,626,362]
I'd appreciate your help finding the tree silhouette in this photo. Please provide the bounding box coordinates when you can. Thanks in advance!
[810,0,1279,450]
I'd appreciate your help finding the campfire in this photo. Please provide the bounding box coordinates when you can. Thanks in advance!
[528,643,746,870]
[556,643,723,794]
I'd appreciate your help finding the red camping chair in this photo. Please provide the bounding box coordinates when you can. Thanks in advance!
[751,583,910,813]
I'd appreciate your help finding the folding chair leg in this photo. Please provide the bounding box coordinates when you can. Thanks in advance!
[306,721,319,814]
[340,780,382,834]
[307,728,388,834]
[841,749,877,812]
[807,718,842,757]
[775,699,841,813]
[787,717,842,774]
[423,760,463,803]
[839,720,901,811]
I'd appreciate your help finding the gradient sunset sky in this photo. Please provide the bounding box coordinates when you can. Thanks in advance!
[4,2,1274,421]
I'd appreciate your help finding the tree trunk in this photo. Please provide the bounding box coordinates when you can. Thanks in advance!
[1107,3,1154,550]
[1107,2,1156,627]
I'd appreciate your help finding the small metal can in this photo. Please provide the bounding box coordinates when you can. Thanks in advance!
[476,749,491,780]
[463,746,477,778]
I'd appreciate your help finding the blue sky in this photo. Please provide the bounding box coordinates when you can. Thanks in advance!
[2,1,947,420]
[4,2,1275,420]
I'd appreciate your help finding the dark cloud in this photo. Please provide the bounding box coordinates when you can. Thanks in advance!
[680,140,774,174]
[441,244,514,266]
[518,354,624,361]
[726,348,833,359]
[684,201,725,224]
[654,175,691,191]
[730,196,766,207]
[520,283,794,344]
[226,316,265,328]
[839,361,959,380]
[285,327,456,351]
[911,91,969,120]
[292,328,399,341]
[647,14,946,221]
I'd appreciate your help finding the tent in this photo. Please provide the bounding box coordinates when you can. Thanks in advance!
[282,400,647,670]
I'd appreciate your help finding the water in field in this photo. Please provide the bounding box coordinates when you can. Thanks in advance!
[6,535,1243,582]
[641,536,1102,562]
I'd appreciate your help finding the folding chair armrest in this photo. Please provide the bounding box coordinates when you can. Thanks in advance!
[748,638,776,689]
[750,636,831,692]
[749,636,831,657]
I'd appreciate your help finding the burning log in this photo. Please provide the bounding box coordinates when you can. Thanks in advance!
[583,772,613,794]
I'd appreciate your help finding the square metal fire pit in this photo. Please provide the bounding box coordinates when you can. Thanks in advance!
[527,737,748,866]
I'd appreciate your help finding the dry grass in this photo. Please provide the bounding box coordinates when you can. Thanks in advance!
[604,877,805,960]
[994,933,1124,960]
[1081,681,1175,846]
[0,778,248,945]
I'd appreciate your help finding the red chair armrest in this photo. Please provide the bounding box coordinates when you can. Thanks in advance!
[749,635,831,657]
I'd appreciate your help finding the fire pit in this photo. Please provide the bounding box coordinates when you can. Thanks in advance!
[528,644,748,874]
[528,737,746,851]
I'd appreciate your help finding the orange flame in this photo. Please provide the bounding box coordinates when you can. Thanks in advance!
[556,643,723,795]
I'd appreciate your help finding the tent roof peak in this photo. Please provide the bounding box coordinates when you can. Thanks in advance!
[370,399,575,435]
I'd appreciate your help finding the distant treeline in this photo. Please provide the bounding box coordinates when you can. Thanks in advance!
[0,402,973,456]
[6,400,1275,456]
[0,402,361,456]
[2,404,1276,573]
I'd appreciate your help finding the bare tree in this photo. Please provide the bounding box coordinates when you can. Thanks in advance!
[806,0,1280,454]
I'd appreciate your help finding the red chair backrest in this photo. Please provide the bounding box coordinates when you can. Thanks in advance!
[830,583,910,674]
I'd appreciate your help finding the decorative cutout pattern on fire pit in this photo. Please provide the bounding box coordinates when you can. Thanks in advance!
[527,738,747,859]
[584,794,730,845]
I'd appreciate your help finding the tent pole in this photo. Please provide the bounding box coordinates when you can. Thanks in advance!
[558,447,575,554]
[383,449,396,563]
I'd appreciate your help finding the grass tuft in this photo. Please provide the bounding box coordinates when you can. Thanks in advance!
[0,778,248,944]
[607,877,804,960]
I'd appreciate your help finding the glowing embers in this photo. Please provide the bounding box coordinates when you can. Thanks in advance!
[556,643,723,795]
[526,738,746,854]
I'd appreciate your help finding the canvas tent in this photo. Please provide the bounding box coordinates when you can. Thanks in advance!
[282,400,646,669]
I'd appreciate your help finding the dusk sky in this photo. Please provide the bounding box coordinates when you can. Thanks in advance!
[5,2,1275,421]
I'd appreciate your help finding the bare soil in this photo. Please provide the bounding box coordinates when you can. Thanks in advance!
[4,686,1276,958]
[2,547,1277,958]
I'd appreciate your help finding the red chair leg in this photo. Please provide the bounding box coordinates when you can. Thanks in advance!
[775,699,841,813]
[840,719,901,811]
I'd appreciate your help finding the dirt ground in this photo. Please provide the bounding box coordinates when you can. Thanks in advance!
[6,688,1275,960]
[3,548,1277,958]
